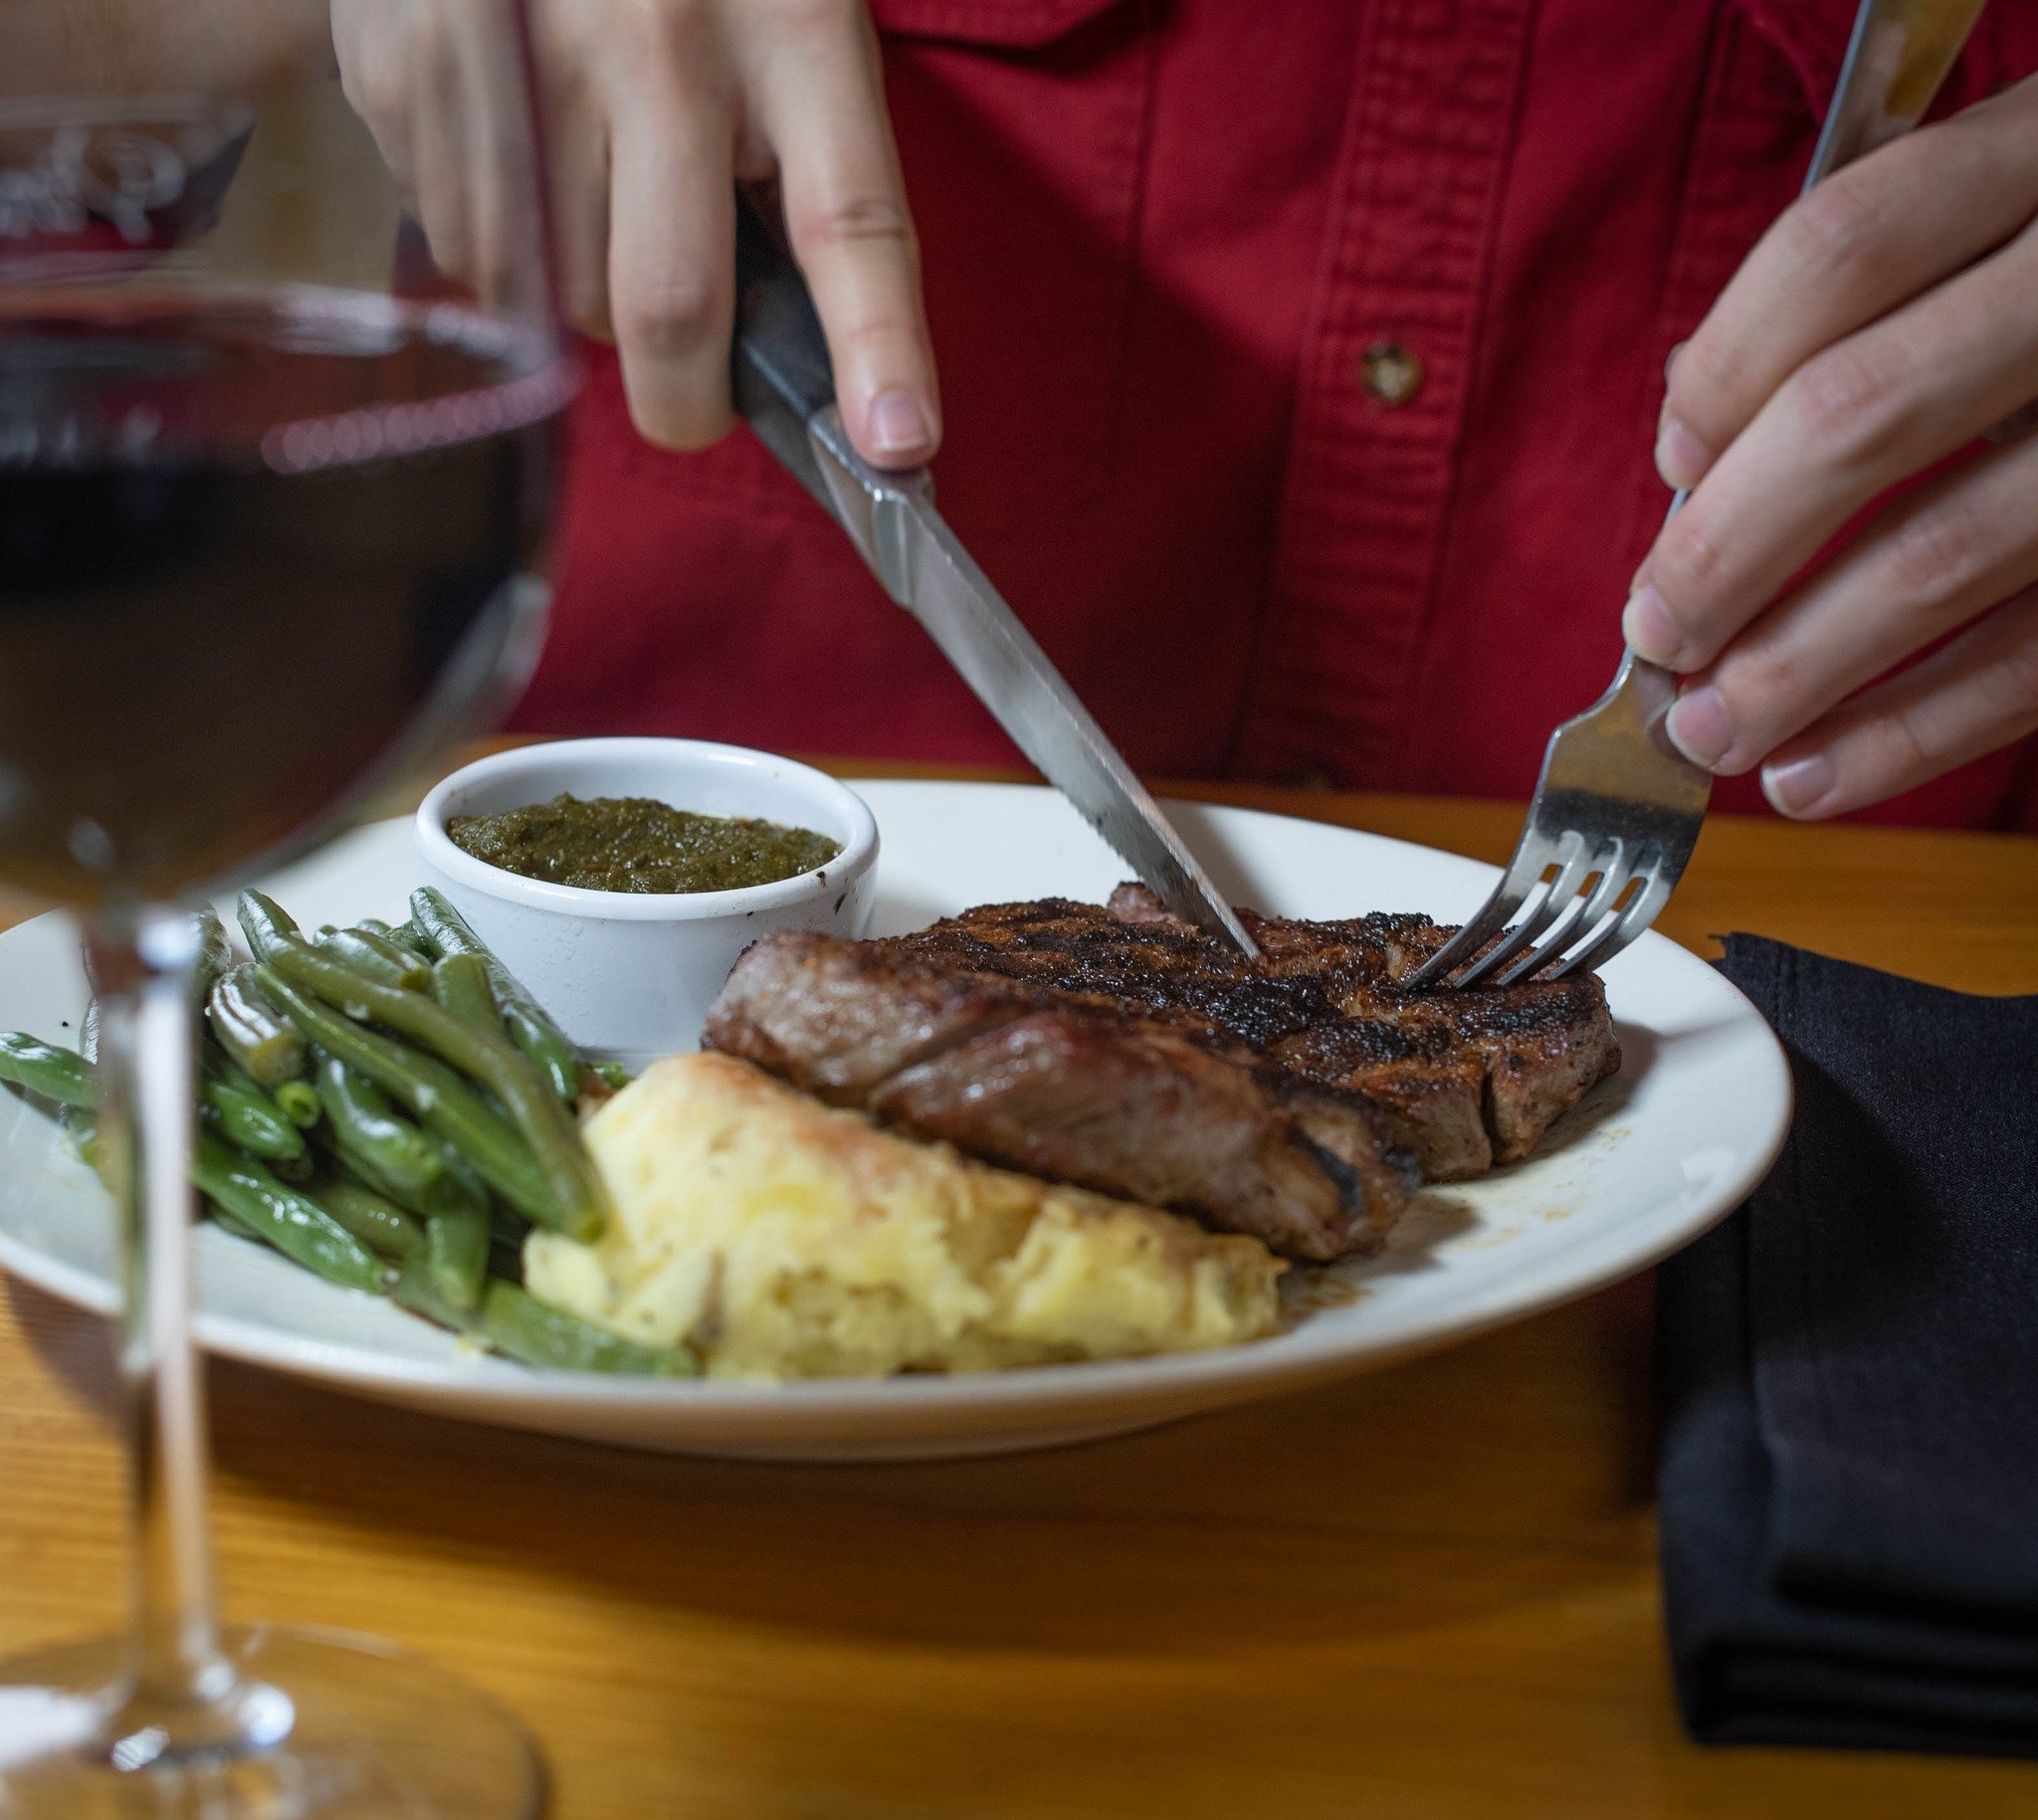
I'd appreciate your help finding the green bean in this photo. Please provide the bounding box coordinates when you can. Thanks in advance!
[274,1079,321,1127]
[207,965,306,1087]
[315,926,431,993]
[390,1248,474,1334]
[197,1071,305,1165]
[430,953,498,1034]
[310,1053,439,1196]
[0,1032,93,1108]
[236,890,301,961]
[583,1060,633,1093]
[309,1173,422,1261]
[480,1284,697,1376]
[378,919,435,957]
[351,920,436,964]
[263,935,607,1242]
[206,1045,270,1100]
[205,1048,317,1149]
[191,907,232,1001]
[234,901,329,1132]
[204,1199,265,1245]
[257,967,562,1231]
[391,1256,697,1375]
[409,888,582,1105]
[423,1127,489,1207]
[327,1121,491,1223]
[192,1132,383,1293]
[423,1200,490,1314]
[315,1131,417,1214]
[320,1119,486,1228]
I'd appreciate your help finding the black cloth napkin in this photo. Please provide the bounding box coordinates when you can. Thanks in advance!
[1658,934,2038,1756]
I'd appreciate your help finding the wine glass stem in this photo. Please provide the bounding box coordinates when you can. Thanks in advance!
[86,908,240,1741]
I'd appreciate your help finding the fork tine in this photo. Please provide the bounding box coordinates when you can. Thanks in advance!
[1401,888,1524,989]
[1549,857,1674,978]
[1544,844,1645,963]
[1478,850,1640,989]
[1523,849,1649,982]
[1451,832,1597,989]
[1400,834,1554,989]
[1489,837,1624,987]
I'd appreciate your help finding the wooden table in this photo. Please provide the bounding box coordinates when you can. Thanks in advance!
[3,762,2036,1819]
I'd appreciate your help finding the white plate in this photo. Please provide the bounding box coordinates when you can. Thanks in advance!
[0,782,1790,1462]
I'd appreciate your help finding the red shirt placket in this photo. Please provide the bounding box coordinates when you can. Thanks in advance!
[1236,0,1535,791]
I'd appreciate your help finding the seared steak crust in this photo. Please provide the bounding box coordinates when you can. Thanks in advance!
[705,890,1620,1261]
[1107,884,1621,1178]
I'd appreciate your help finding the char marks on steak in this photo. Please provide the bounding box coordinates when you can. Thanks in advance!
[1106,888,1622,1179]
[704,890,1620,1262]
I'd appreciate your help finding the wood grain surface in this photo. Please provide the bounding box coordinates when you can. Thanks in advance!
[3,756,2035,1818]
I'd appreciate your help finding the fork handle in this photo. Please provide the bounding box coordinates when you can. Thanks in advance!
[1639,0,1986,748]
[1656,0,1987,531]
[1809,0,1991,183]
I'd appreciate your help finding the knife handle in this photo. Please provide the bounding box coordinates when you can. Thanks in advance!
[729,188,935,571]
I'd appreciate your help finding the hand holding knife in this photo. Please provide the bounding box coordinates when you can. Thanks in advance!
[729,191,1259,958]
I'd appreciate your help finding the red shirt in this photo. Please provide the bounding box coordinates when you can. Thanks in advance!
[519,0,2038,829]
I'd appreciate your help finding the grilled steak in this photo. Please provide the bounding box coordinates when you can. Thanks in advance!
[1106,887,1621,1178]
[704,891,1620,1262]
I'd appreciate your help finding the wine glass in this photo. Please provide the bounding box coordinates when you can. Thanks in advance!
[0,12,570,1815]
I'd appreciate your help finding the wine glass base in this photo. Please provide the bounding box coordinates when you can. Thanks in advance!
[0,1624,543,1818]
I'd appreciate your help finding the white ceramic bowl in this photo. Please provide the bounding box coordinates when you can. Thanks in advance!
[414,739,879,1069]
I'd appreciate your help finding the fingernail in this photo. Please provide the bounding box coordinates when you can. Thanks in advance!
[868,390,933,460]
[1655,417,1712,492]
[1622,584,1683,667]
[1762,752,1835,817]
[1665,685,1733,769]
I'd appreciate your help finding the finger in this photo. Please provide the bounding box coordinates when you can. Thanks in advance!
[1627,215,2038,674]
[1660,76,2038,491]
[409,29,476,284]
[1758,584,2038,818]
[548,98,612,338]
[449,4,517,308]
[754,6,939,467]
[334,2,418,195]
[1661,427,2038,773]
[605,83,735,450]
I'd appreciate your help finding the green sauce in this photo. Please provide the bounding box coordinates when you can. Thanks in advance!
[446,793,841,895]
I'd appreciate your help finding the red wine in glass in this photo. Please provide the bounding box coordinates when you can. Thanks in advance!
[0,292,561,903]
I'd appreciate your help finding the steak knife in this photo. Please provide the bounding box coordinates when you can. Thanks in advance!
[729,193,1259,957]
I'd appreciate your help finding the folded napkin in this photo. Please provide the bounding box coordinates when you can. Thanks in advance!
[1658,934,2038,1757]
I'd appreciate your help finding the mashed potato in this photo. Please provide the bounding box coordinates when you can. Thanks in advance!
[524,1052,1285,1380]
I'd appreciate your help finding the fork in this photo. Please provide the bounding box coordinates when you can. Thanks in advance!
[1405,0,1989,991]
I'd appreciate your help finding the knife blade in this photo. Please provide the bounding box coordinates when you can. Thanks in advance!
[730,192,1258,956]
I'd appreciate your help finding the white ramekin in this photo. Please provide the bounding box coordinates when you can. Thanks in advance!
[414,738,879,1069]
